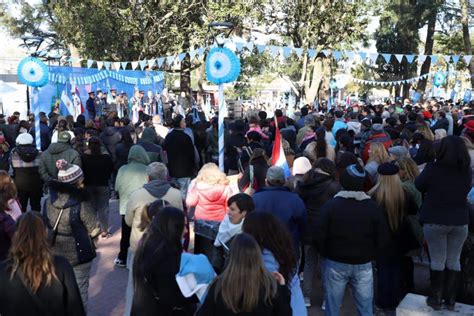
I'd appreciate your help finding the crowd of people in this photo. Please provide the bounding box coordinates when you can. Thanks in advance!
[0,96,473,316]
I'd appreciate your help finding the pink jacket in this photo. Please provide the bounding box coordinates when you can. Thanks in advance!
[186,181,233,222]
[246,124,269,140]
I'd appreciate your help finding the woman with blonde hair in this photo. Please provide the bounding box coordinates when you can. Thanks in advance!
[364,142,390,185]
[369,163,418,312]
[0,212,85,316]
[197,233,291,316]
[186,163,233,267]
[418,124,435,142]
[396,157,422,207]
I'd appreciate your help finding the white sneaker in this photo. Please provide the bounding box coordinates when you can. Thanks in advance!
[321,300,326,311]
[304,296,311,307]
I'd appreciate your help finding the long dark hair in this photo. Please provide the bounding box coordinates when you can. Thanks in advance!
[214,233,277,313]
[315,128,328,158]
[242,212,297,283]
[9,212,58,292]
[120,129,134,147]
[436,135,471,171]
[133,207,184,287]
[88,136,102,156]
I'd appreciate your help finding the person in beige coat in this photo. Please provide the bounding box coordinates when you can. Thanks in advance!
[123,162,182,316]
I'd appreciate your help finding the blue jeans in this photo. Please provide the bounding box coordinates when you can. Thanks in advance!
[324,259,373,316]
[423,224,468,271]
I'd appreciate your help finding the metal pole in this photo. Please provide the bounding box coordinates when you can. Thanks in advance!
[26,85,31,114]
[218,84,225,171]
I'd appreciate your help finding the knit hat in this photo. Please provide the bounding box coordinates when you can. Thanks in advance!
[388,146,408,159]
[266,166,285,183]
[304,115,315,126]
[423,111,432,119]
[56,159,83,184]
[16,133,34,146]
[340,164,366,191]
[371,123,383,132]
[57,131,71,143]
[377,162,399,176]
[465,120,474,132]
[292,157,312,176]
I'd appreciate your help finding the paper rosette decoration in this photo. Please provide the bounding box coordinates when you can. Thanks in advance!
[206,47,241,84]
[433,71,446,87]
[17,57,49,87]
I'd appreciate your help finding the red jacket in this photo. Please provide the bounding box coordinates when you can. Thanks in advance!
[186,181,233,222]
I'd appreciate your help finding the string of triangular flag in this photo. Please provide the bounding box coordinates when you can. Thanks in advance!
[55,40,473,71]
[48,70,165,85]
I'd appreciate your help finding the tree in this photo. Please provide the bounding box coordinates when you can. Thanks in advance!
[460,0,474,89]
[253,0,372,104]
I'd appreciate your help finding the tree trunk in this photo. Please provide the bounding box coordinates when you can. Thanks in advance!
[195,62,205,106]
[417,4,437,94]
[304,57,324,104]
[68,44,81,67]
[180,36,192,109]
[461,0,474,89]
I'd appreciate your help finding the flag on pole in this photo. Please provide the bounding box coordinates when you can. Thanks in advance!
[271,118,291,179]
[61,89,75,116]
[75,86,85,113]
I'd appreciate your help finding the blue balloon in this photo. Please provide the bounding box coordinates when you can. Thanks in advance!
[433,71,446,87]
[17,57,49,87]
[206,47,241,84]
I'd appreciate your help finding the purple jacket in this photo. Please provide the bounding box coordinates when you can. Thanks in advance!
[0,211,15,261]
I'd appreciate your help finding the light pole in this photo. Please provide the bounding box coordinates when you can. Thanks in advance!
[21,36,44,114]
[208,22,234,171]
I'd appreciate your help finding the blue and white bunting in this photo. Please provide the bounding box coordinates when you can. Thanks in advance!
[452,55,460,65]
[257,44,266,53]
[178,53,186,63]
[87,60,94,68]
[308,49,317,59]
[382,53,392,64]
[235,42,244,52]
[157,58,165,68]
[131,61,138,70]
[104,61,111,70]
[406,55,416,63]
[269,46,279,57]
[121,62,128,70]
[96,61,103,70]
[294,48,303,57]
[333,51,342,61]
[283,47,292,59]
[166,56,175,66]
[395,54,403,63]
[138,60,147,70]
[465,55,473,65]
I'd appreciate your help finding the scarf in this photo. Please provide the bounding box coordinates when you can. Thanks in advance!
[213,214,243,249]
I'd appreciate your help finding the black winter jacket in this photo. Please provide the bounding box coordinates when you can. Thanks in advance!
[317,192,390,264]
[297,171,342,244]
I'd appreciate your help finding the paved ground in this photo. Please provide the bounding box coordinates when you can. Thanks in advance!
[85,199,452,316]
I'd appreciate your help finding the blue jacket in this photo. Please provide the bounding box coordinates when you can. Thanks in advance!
[262,249,306,316]
[253,186,307,246]
[332,119,348,139]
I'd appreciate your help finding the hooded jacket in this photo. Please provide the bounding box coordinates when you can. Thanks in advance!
[186,181,233,222]
[296,171,342,243]
[115,145,150,215]
[44,181,97,266]
[100,126,121,162]
[39,142,81,182]
[125,179,182,252]
[137,128,166,163]
[10,145,42,192]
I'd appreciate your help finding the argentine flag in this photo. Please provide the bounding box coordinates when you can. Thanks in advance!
[271,118,291,179]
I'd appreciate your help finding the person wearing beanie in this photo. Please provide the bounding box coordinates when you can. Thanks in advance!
[286,156,311,191]
[296,158,342,306]
[39,131,81,182]
[359,116,392,157]
[316,164,389,316]
[253,166,306,250]
[368,162,419,312]
[43,159,97,310]
[10,133,43,212]
[388,145,409,161]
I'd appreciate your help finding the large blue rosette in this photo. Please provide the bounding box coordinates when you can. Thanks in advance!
[433,71,446,87]
[206,47,241,84]
[17,57,49,87]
